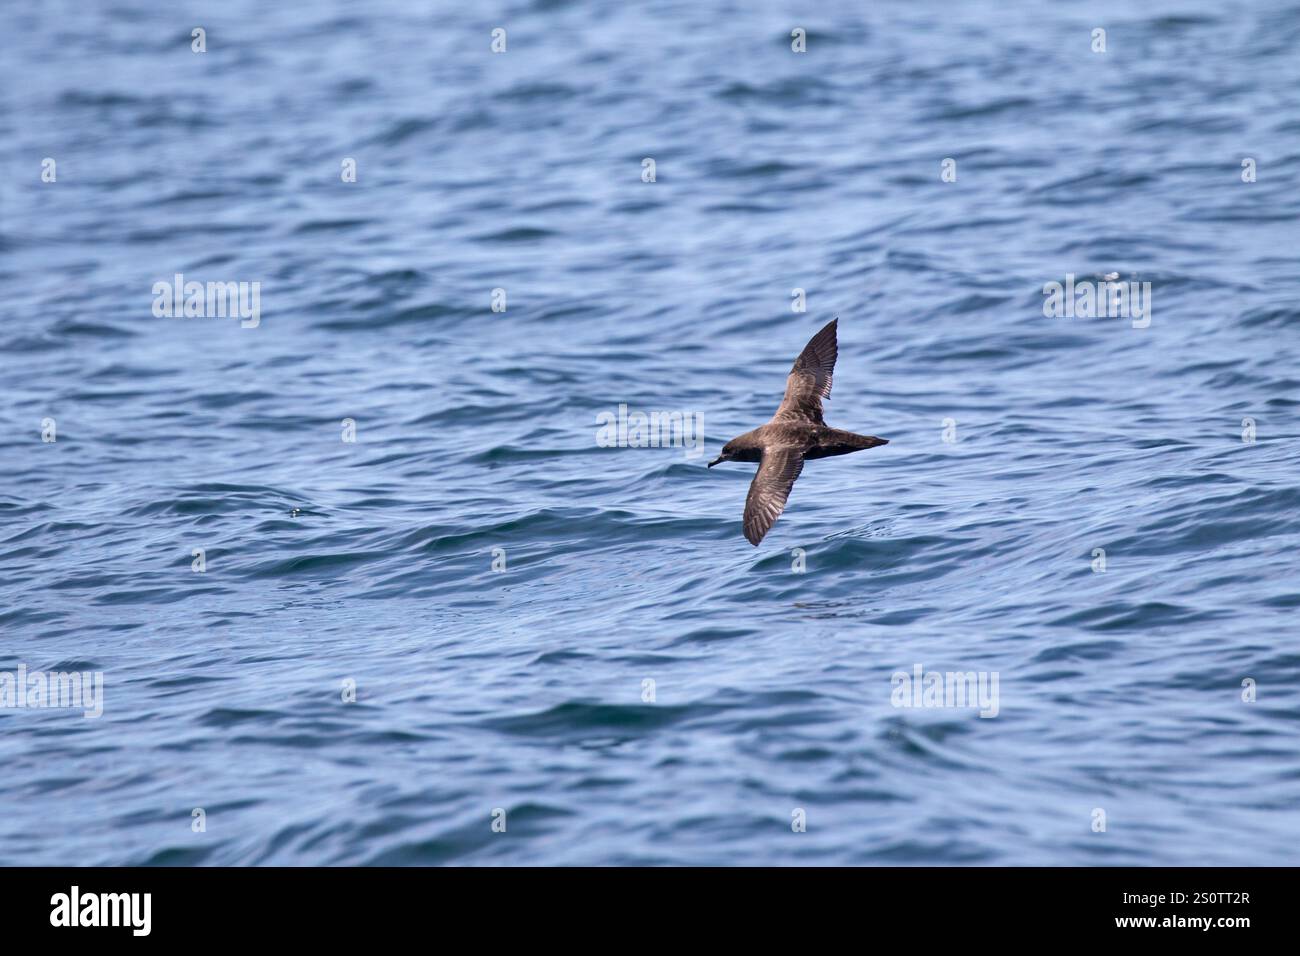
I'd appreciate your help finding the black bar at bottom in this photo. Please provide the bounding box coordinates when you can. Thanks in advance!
[0,866,1278,941]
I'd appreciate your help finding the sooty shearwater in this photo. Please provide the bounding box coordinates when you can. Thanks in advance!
[708,318,888,545]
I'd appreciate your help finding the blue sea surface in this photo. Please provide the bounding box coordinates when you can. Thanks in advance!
[1,0,1298,865]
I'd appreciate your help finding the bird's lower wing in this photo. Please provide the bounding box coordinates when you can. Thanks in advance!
[743,447,805,545]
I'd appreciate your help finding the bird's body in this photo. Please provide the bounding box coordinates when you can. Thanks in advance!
[708,319,887,545]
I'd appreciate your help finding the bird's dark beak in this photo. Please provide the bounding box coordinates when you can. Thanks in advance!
[707,455,724,468]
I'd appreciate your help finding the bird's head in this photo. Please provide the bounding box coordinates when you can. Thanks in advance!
[707,442,735,468]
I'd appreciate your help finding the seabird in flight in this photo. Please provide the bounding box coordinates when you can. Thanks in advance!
[708,318,888,545]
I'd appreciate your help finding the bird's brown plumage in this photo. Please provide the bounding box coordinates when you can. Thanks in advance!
[710,319,888,545]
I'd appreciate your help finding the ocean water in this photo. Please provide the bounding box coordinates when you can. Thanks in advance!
[1,0,1298,866]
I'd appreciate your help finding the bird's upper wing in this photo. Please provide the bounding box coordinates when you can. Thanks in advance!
[774,318,838,424]
[743,447,806,546]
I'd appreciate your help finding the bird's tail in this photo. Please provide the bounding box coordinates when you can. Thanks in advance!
[808,429,888,459]
[842,431,888,450]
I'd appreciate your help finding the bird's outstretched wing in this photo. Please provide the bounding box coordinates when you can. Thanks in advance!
[774,318,838,424]
[743,447,805,545]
